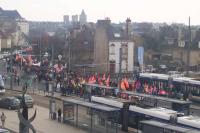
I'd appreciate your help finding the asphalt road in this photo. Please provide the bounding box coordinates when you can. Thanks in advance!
[3,90,63,111]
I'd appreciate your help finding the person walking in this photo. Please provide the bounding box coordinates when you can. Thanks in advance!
[1,112,6,128]
[57,108,62,122]
[17,75,20,86]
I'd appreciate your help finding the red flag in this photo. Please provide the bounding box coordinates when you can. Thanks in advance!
[149,85,153,94]
[88,76,92,83]
[99,79,103,85]
[89,75,96,84]
[124,78,129,89]
[98,75,102,84]
[144,83,148,93]
[159,90,167,95]
[102,74,106,81]
[91,75,95,81]
[106,75,110,86]
[16,54,20,61]
[121,80,126,90]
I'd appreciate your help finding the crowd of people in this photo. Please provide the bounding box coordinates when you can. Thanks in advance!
[4,53,122,96]
[3,53,185,99]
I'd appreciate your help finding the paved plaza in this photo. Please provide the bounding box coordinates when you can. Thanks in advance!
[0,105,86,133]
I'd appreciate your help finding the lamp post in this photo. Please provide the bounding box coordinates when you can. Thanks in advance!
[58,54,62,64]
[44,52,49,58]
[49,80,56,119]
[10,33,15,90]
[47,32,55,66]
[118,48,122,92]
[39,22,42,62]
[67,32,71,72]
[186,17,191,77]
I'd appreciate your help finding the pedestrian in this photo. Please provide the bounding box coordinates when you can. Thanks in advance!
[1,112,6,128]
[57,108,62,122]
[17,76,20,86]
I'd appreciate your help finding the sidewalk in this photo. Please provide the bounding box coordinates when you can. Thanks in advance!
[0,105,86,133]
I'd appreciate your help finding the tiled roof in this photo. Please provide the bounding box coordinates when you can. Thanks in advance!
[0,7,22,19]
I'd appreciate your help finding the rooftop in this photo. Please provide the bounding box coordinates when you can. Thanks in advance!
[140,120,199,133]
[0,7,22,19]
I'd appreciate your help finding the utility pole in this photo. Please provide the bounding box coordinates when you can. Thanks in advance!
[10,41,13,90]
[68,32,71,72]
[64,31,68,72]
[186,17,191,77]
[39,23,42,62]
[118,48,122,91]
[51,41,54,66]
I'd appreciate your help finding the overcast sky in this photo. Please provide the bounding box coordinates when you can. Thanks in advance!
[0,0,200,25]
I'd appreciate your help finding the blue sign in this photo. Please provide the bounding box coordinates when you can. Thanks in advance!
[138,47,144,65]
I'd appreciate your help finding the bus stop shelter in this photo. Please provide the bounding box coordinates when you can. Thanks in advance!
[140,120,199,133]
[63,99,119,133]
[120,91,191,115]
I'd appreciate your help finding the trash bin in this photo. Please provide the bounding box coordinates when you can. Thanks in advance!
[53,112,57,120]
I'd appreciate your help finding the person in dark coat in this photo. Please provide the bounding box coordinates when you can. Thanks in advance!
[57,108,62,122]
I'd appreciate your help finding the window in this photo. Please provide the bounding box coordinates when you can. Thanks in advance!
[121,60,127,71]
[109,60,116,73]
[110,43,115,55]
[121,44,128,54]
[178,41,185,47]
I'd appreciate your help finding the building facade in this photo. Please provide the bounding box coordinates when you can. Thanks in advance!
[72,15,78,23]
[94,20,111,73]
[109,40,134,73]
[0,31,12,50]
[94,19,135,73]
[0,7,29,47]
[63,15,70,25]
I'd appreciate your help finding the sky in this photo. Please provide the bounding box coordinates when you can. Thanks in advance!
[0,0,200,25]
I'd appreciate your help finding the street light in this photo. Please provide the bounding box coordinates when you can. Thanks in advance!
[44,52,49,58]
[10,32,15,90]
[49,80,56,119]
[63,31,72,72]
[58,54,62,61]
[47,32,55,66]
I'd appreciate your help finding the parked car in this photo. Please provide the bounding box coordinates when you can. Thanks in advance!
[0,97,20,110]
[15,95,34,108]
[0,128,10,133]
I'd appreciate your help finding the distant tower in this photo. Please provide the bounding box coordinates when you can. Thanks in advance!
[178,26,182,41]
[63,15,69,26]
[126,18,132,39]
[72,15,78,23]
[79,10,87,25]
